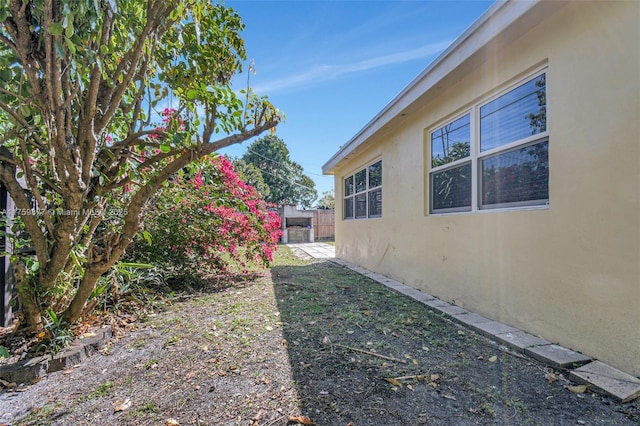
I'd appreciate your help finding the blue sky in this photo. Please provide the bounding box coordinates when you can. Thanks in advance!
[220,0,495,199]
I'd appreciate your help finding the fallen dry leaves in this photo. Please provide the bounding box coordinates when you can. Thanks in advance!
[250,409,265,426]
[113,398,131,412]
[288,415,314,425]
[384,373,440,392]
[429,373,441,389]
[567,385,588,394]
[385,377,402,387]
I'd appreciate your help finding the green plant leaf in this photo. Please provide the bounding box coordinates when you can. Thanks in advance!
[65,21,74,38]
[19,104,31,117]
[117,262,154,269]
[54,41,65,58]
[142,231,152,246]
[187,88,198,100]
[48,23,64,36]
[0,345,9,358]
[65,37,76,55]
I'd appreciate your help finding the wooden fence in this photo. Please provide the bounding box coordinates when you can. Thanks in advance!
[313,209,335,241]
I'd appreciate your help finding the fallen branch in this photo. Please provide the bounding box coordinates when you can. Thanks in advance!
[389,374,426,381]
[265,416,288,426]
[332,343,407,364]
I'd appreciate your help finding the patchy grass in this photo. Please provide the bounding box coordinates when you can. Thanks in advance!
[85,381,115,400]
[2,246,638,426]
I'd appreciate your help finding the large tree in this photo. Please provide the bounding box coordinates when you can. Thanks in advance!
[232,158,270,199]
[241,135,317,208]
[315,191,335,209]
[0,0,281,332]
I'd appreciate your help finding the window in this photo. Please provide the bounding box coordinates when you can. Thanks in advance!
[430,114,472,212]
[429,71,548,214]
[344,160,382,219]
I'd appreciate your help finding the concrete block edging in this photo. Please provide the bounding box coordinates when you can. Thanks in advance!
[329,258,640,403]
[0,326,112,385]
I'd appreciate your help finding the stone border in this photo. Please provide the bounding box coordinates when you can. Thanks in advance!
[329,258,640,403]
[0,326,112,386]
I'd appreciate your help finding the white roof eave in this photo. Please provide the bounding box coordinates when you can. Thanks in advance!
[322,0,545,175]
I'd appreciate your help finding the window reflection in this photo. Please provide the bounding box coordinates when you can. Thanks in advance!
[481,140,548,207]
[480,74,546,152]
[429,71,548,214]
[432,114,471,167]
[431,162,472,211]
[368,161,382,188]
[355,169,366,193]
[355,193,367,218]
[344,197,353,219]
[368,189,382,217]
[344,176,354,197]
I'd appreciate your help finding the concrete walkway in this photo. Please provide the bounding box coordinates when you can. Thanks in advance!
[287,242,640,403]
[286,242,335,259]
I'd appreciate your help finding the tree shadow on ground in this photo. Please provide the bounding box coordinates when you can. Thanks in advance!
[271,261,639,426]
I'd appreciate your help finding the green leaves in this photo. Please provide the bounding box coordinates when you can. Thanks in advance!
[45,14,75,46]
[0,8,9,23]
[240,136,317,208]
[126,156,281,280]
[19,104,31,118]
[65,37,76,55]
[141,231,152,246]
[47,23,65,36]
[0,0,282,332]
[187,88,199,100]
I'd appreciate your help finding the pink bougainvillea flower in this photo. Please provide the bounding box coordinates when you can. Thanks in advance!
[131,153,281,282]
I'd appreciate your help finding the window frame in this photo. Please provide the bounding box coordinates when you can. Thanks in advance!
[428,69,549,215]
[343,159,382,220]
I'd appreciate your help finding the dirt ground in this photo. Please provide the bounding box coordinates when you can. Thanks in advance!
[1,247,639,425]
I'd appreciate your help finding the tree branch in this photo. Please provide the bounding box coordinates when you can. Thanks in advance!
[109,130,168,151]
[0,86,29,105]
[4,0,44,101]
[0,149,50,266]
[31,169,64,196]
[84,5,113,122]
[0,98,47,151]
[18,138,54,237]
[0,154,19,166]
[95,2,175,133]
[0,33,17,55]
[103,117,279,270]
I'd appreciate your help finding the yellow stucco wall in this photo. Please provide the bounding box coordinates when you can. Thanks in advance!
[332,1,640,375]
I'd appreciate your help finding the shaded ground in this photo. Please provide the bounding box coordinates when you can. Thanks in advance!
[1,247,638,425]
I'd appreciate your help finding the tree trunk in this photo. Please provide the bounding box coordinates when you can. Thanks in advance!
[13,262,43,333]
[61,264,106,325]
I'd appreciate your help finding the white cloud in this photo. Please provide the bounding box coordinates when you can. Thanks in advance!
[252,40,452,95]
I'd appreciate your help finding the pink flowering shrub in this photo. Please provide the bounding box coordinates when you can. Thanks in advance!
[127,155,281,285]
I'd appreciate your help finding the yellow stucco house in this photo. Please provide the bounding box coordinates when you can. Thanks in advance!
[322,0,640,377]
